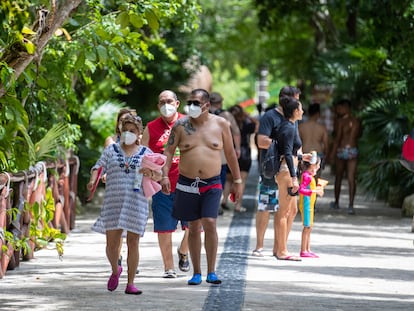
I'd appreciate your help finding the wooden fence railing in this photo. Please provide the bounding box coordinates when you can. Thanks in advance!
[0,156,79,279]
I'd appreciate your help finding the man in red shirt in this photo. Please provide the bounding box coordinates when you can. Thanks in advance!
[141,90,190,278]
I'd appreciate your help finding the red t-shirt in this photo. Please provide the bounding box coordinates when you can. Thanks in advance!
[402,129,414,161]
[146,113,183,192]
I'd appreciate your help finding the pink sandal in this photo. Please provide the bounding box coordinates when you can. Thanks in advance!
[107,266,122,291]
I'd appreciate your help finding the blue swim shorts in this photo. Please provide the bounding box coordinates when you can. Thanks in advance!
[337,147,358,160]
[173,175,222,221]
[151,191,188,233]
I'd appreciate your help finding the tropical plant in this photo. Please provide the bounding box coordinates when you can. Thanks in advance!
[29,186,66,257]
[250,0,414,206]
[0,0,201,194]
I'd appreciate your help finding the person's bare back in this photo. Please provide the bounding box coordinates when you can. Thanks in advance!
[299,120,328,154]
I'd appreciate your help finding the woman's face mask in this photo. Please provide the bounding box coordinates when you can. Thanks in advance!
[121,131,137,145]
[188,104,202,118]
[160,103,177,118]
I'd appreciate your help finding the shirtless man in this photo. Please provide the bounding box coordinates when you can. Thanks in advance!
[299,103,329,179]
[209,92,241,214]
[162,88,242,286]
[330,99,362,215]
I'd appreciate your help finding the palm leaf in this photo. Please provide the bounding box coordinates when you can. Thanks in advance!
[34,123,70,160]
[16,122,36,163]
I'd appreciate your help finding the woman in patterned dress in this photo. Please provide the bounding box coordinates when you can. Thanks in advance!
[88,115,162,295]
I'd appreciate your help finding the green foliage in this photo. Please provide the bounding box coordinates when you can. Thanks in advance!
[250,0,414,205]
[2,185,66,260]
[89,100,125,143]
[0,99,35,171]
[358,96,414,203]
[211,61,254,108]
[0,0,200,181]
[2,230,17,255]
[35,123,81,160]
[29,187,67,257]
[2,230,31,257]
[2,0,414,208]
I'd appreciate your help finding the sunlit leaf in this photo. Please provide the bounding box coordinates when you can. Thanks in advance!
[145,9,159,30]
[74,52,85,71]
[96,45,107,62]
[36,75,49,88]
[116,11,129,29]
[22,26,36,35]
[24,39,36,54]
[130,13,144,28]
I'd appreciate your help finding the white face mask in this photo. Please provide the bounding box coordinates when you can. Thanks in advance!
[160,103,177,118]
[188,104,202,118]
[121,131,137,145]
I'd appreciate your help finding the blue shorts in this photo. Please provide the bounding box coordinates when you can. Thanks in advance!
[219,164,227,188]
[173,175,222,221]
[151,191,188,232]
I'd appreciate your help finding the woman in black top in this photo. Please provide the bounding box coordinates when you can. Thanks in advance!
[226,104,258,212]
[274,96,304,261]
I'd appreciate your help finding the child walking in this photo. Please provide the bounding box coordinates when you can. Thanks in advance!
[298,151,324,258]
[87,114,162,294]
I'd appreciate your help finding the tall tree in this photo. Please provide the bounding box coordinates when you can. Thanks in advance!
[0,0,200,172]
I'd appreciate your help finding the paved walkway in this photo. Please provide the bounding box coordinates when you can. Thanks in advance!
[1,162,413,311]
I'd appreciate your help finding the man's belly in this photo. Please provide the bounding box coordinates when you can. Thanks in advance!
[179,153,222,179]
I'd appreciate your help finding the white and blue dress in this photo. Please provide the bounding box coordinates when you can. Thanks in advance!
[91,143,152,237]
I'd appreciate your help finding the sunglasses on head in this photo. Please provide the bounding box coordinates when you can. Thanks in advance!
[187,100,202,106]
[120,113,141,122]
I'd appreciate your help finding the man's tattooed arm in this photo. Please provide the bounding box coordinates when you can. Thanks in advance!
[167,125,177,146]
[174,117,196,136]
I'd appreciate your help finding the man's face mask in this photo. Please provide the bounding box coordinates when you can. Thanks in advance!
[160,103,177,118]
[187,100,203,118]
[188,104,202,118]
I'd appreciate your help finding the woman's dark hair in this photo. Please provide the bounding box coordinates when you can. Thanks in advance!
[280,96,300,119]
[279,86,301,100]
[229,104,244,127]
